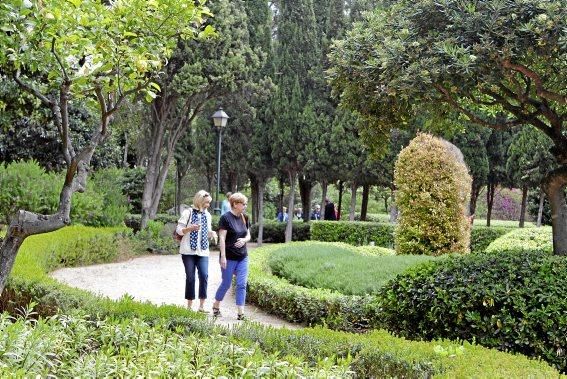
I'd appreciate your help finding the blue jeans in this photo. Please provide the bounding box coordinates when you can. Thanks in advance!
[215,256,249,306]
[181,254,209,300]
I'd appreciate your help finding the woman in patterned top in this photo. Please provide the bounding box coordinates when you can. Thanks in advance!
[212,192,251,320]
[176,190,217,312]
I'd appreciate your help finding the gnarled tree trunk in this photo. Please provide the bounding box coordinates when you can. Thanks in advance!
[542,166,567,255]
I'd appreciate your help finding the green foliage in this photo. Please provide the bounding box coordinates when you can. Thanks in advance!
[310,220,395,247]
[311,220,508,254]
[268,243,436,295]
[375,250,567,372]
[0,160,60,223]
[130,220,178,254]
[0,312,350,377]
[43,234,119,271]
[485,226,553,254]
[0,161,129,227]
[469,226,513,253]
[4,229,562,377]
[71,168,130,227]
[394,134,472,255]
[121,168,146,214]
[250,221,311,243]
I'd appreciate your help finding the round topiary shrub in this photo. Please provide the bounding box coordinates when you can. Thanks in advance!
[394,133,472,255]
[374,250,567,372]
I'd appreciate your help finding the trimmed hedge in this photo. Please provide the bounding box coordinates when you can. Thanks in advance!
[311,221,512,254]
[250,221,311,243]
[375,250,567,372]
[485,226,553,254]
[470,226,512,253]
[310,221,395,247]
[2,230,561,377]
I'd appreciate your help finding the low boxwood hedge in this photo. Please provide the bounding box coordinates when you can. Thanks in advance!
[374,249,567,372]
[250,220,311,243]
[485,226,553,254]
[311,221,512,253]
[2,229,561,377]
[310,221,395,247]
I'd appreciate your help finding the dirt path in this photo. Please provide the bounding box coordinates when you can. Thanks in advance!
[50,244,299,329]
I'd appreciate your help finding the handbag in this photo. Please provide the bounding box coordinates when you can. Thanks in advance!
[173,209,192,242]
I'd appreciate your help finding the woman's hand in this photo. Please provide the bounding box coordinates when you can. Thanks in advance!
[182,224,200,234]
[234,238,247,248]
[219,256,227,269]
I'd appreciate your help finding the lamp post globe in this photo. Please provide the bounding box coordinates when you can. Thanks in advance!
[212,107,229,215]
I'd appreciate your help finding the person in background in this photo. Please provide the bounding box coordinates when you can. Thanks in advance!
[294,207,303,220]
[177,190,217,312]
[310,204,321,220]
[277,206,288,222]
[324,197,337,220]
[212,192,251,320]
[220,191,232,215]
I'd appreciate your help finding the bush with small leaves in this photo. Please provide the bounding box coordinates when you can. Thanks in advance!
[394,133,472,255]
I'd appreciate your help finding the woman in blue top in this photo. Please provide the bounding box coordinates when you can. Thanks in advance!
[176,190,217,312]
[212,192,251,320]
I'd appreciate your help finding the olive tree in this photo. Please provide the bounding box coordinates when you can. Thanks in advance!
[0,0,211,294]
[329,0,567,255]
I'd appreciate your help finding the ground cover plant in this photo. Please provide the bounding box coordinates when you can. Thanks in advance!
[0,308,349,377]
[268,243,438,295]
[0,230,562,377]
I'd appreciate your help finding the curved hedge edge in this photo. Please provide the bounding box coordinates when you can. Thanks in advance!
[247,242,562,378]
[248,242,375,331]
[485,226,553,254]
[4,228,561,378]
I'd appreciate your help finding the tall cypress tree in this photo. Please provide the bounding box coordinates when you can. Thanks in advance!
[270,0,320,241]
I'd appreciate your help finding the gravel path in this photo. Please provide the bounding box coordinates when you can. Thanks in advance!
[50,244,299,329]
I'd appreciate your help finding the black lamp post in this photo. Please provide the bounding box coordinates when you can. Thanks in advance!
[211,107,229,215]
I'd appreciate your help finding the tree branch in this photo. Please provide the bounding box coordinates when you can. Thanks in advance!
[51,37,69,84]
[502,59,567,105]
[433,84,520,130]
[13,71,52,107]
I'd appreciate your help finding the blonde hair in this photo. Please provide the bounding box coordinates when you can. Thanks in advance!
[192,190,211,211]
[229,192,247,208]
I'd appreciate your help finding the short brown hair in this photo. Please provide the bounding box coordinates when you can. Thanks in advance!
[229,192,247,207]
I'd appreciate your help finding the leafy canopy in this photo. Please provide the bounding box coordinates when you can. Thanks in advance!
[0,0,215,103]
[329,0,566,148]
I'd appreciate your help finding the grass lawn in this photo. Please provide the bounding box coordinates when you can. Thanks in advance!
[268,243,440,295]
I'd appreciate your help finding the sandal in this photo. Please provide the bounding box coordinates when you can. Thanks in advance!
[198,308,209,314]
[212,307,221,317]
[237,313,247,321]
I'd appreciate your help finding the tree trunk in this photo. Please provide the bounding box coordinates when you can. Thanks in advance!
[122,131,129,168]
[349,181,357,221]
[389,187,398,223]
[0,160,91,295]
[257,179,265,246]
[542,166,567,256]
[250,175,260,224]
[278,177,285,214]
[486,183,496,227]
[298,176,312,223]
[320,180,328,220]
[360,184,369,221]
[519,184,528,228]
[285,172,297,243]
[469,181,483,216]
[537,188,545,227]
[337,180,344,220]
